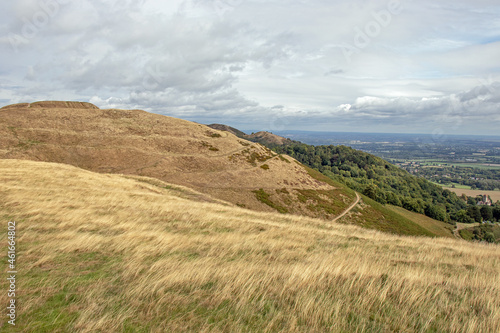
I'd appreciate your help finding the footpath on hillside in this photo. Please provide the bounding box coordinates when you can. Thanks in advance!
[332,192,361,222]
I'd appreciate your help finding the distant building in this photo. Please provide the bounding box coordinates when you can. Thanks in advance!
[478,195,492,206]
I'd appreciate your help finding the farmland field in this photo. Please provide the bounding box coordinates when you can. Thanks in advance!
[443,188,500,202]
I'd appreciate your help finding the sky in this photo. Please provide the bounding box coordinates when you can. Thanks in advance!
[1,0,500,135]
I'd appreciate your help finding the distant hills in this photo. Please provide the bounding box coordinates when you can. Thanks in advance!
[209,123,491,227]
[208,124,295,146]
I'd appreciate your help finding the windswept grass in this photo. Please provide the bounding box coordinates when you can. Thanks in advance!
[0,159,499,332]
[386,205,455,238]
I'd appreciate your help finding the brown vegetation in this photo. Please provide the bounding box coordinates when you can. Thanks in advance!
[246,131,293,146]
[0,102,338,217]
[0,159,499,332]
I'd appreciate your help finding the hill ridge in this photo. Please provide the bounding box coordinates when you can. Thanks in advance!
[207,123,294,146]
[1,101,99,110]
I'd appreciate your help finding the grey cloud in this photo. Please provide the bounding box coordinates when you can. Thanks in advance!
[0,0,499,135]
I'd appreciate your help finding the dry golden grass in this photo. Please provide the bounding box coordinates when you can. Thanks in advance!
[1,159,499,332]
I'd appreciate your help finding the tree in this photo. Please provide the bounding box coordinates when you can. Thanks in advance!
[425,204,447,222]
[493,205,500,221]
[467,206,482,223]
[363,184,378,201]
[452,209,474,223]
[480,206,493,221]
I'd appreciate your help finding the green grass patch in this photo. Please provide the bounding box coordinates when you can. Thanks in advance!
[253,189,288,214]
[9,251,123,333]
[206,131,222,138]
[246,151,274,166]
[276,188,289,195]
[278,155,291,163]
[345,195,436,237]
[459,228,474,241]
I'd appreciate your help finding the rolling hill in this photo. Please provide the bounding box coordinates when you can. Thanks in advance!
[0,101,440,236]
[0,159,498,332]
[207,124,295,146]
[0,101,340,218]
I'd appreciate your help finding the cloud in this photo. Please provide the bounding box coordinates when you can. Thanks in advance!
[0,0,499,135]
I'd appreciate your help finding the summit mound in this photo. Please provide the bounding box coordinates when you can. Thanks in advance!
[0,101,99,110]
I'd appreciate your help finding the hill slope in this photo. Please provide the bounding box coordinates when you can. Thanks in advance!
[0,101,442,237]
[2,101,462,237]
[272,142,470,222]
[207,123,247,138]
[246,131,294,146]
[0,101,348,218]
[1,159,499,332]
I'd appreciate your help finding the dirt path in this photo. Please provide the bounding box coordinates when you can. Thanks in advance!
[453,222,480,238]
[332,192,361,222]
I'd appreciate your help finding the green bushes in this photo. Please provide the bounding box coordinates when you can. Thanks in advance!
[272,143,468,223]
[253,189,288,214]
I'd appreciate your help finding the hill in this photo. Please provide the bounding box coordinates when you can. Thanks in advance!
[206,123,482,236]
[246,131,294,146]
[1,159,499,332]
[0,101,452,237]
[0,101,342,218]
[271,143,472,223]
[207,124,294,146]
[207,123,247,138]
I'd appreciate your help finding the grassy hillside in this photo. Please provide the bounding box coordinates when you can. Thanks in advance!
[1,159,499,332]
[304,166,440,237]
[0,101,351,219]
[0,101,451,238]
[385,206,456,238]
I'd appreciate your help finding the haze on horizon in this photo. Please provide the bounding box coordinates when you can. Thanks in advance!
[1,0,499,135]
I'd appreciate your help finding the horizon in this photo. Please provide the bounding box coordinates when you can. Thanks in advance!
[239,128,500,139]
[3,99,500,139]
[1,0,500,135]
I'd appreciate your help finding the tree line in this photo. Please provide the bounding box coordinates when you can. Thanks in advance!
[270,143,499,224]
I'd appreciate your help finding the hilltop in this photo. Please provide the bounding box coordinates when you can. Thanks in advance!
[0,159,498,332]
[246,131,295,146]
[207,123,247,138]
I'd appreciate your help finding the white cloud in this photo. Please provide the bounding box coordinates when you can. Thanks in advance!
[0,0,499,134]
